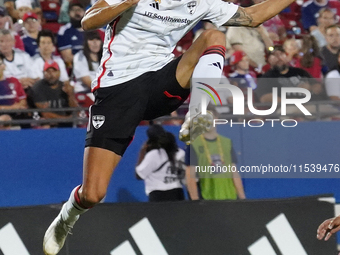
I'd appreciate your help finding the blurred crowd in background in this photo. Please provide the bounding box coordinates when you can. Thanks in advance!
[2,0,340,130]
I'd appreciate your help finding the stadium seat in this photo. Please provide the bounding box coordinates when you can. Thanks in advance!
[40,0,61,33]
[42,22,62,34]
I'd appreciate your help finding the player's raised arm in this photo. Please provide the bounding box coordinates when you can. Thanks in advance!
[224,0,296,27]
[81,0,139,30]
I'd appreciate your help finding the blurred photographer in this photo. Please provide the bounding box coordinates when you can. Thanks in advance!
[136,124,186,202]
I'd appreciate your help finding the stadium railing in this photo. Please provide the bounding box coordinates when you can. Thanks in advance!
[0,100,340,128]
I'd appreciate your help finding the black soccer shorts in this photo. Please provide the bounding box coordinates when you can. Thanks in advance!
[85,57,190,156]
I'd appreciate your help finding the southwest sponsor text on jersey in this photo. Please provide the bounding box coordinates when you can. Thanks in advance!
[144,11,192,24]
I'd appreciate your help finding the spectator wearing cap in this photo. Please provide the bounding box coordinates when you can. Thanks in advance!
[256,45,328,104]
[31,30,69,84]
[229,51,257,90]
[302,0,340,31]
[15,0,32,20]
[21,11,40,56]
[0,29,35,88]
[257,46,340,119]
[226,24,273,70]
[0,6,25,51]
[57,0,85,68]
[4,0,40,21]
[11,0,33,36]
[228,51,258,113]
[30,60,78,127]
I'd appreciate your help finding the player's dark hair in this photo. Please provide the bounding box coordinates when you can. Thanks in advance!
[37,30,55,46]
[0,53,4,62]
[83,31,103,71]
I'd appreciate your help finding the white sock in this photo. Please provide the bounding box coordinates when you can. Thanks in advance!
[61,185,89,225]
[190,45,226,115]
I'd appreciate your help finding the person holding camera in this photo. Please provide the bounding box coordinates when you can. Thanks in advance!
[136,125,186,202]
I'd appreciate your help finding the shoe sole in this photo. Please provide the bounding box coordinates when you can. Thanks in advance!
[179,111,213,144]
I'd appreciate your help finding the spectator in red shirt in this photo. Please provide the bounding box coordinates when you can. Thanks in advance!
[296,34,326,80]
[0,53,27,111]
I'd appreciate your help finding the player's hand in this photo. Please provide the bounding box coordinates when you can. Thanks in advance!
[317,216,340,241]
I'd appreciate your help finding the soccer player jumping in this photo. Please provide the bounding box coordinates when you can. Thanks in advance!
[43,0,297,253]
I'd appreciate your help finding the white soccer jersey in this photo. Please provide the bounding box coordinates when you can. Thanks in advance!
[3,49,32,79]
[73,50,99,93]
[91,0,238,91]
[136,148,185,195]
[30,55,69,82]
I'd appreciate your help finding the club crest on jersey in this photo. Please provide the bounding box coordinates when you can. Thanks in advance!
[92,115,105,129]
[186,1,197,14]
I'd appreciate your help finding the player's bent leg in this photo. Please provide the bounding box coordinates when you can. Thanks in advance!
[43,147,121,255]
[79,147,121,207]
[177,29,226,143]
[176,29,226,89]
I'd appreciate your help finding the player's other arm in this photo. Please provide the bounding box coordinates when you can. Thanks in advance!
[81,0,140,30]
[317,215,340,241]
[224,0,296,27]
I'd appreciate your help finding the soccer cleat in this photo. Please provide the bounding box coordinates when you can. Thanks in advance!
[43,205,78,255]
[179,110,213,144]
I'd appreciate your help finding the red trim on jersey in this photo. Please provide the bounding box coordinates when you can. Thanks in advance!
[164,91,182,101]
[74,185,92,209]
[92,18,120,92]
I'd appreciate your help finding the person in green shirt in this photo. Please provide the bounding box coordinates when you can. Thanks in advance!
[185,106,245,200]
